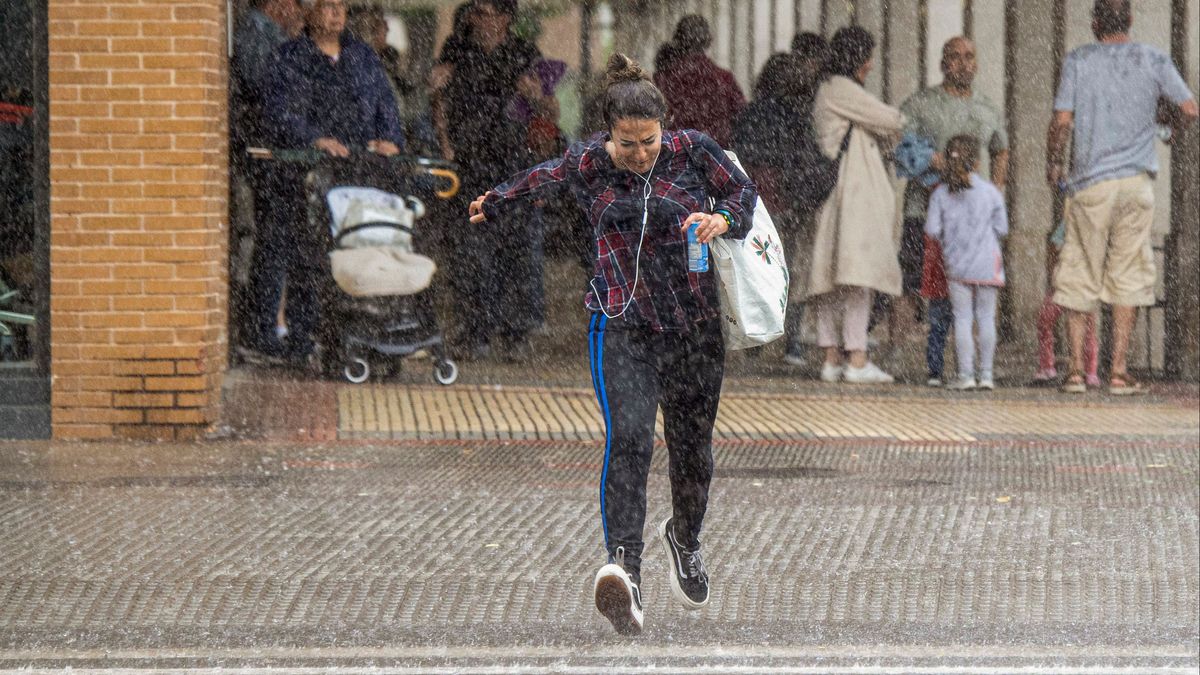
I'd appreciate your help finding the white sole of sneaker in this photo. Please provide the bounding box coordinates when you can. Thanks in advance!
[657,518,708,610]
[593,564,642,635]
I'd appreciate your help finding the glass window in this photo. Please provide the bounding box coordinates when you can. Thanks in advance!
[0,0,41,370]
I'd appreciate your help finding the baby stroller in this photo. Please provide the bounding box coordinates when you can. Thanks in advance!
[296,153,460,385]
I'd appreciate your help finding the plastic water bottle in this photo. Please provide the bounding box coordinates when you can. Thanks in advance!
[687,222,709,272]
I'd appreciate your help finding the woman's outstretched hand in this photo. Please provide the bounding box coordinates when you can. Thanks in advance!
[681,212,729,244]
[468,192,492,223]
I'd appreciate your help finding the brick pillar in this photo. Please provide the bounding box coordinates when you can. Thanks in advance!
[48,0,228,440]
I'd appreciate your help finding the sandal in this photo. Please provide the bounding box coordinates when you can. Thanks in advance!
[1108,373,1146,396]
[1060,372,1087,394]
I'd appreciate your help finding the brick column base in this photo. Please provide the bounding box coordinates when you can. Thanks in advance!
[49,0,228,440]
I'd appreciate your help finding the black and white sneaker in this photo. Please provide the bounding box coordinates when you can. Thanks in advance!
[593,547,643,635]
[658,517,709,609]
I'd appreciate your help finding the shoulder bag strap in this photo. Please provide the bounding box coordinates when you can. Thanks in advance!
[834,123,854,163]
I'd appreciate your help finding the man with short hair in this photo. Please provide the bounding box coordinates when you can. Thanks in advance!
[1046,0,1197,395]
[899,36,1009,387]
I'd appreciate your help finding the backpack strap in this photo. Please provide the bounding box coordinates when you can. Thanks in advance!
[834,123,854,162]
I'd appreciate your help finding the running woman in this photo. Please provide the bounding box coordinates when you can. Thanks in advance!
[468,52,756,635]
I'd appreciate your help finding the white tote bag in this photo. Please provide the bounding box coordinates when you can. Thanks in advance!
[709,152,788,350]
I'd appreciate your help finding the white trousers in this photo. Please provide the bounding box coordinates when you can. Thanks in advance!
[948,281,998,379]
[814,285,872,353]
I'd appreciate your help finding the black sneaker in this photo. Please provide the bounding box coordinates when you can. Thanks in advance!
[658,517,709,609]
[593,547,643,635]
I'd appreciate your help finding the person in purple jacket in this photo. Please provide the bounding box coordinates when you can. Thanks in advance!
[469,53,756,636]
[925,134,1008,391]
[243,0,405,366]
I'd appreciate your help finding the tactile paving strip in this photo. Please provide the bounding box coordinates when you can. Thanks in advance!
[337,383,1200,442]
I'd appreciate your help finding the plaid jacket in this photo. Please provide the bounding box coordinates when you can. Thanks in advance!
[481,129,757,332]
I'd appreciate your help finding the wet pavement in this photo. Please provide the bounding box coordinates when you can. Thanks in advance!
[3,260,1199,672]
[2,370,1198,672]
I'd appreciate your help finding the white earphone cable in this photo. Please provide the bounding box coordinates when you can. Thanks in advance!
[591,149,659,320]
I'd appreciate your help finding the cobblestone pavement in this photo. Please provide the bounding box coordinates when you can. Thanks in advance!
[2,365,1198,672]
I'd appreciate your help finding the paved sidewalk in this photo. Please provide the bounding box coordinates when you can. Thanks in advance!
[221,364,1200,444]
[2,373,1198,671]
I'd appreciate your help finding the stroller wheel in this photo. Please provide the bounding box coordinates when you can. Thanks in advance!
[344,357,371,384]
[433,359,458,386]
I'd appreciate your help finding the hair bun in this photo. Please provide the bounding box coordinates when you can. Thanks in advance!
[604,52,649,88]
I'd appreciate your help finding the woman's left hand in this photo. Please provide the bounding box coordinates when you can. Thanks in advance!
[681,212,729,244]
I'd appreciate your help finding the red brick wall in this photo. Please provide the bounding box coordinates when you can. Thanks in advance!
[48,0,229,440]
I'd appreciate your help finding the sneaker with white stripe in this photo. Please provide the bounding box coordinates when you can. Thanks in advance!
[658,518,710,609]
[593,547,643,635]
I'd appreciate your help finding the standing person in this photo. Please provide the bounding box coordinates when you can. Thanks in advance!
[429,0,546,360]
[801,26,905,384]
[733,53,807,216]
[254,0,405,365]
[925,136,1008,391]
[229,0,302,354]
[1047,0,1197,394]
[348,4,438,156]
[653,15,746,148]
[509,58,568,337]
[897,37,1008,387]
[782,32,829,365]
[1032,215,1101,387]
[231,0,303,160]
[468,53,757,635]
[732,52,813,365]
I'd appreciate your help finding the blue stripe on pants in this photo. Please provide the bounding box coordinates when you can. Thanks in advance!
[588,314,613,548]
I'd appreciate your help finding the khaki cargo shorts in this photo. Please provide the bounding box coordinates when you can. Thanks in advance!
[1052,174,1156,313]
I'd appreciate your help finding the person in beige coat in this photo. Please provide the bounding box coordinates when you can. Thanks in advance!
[802,26,905,384]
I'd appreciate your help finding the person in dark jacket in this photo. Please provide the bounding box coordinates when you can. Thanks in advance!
[243,0,404,366]
[733,53,809,214]
[733,37,828,367]
[652,15,746,148]
[228,0,301,355]
[230,0,302,158]
[429,0,547,360]
[267,0,404,156]
[732,53,811,365]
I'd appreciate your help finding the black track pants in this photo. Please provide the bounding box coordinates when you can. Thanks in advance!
[587,312,725,578]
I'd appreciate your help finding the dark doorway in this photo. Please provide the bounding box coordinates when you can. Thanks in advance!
[0,0,50,438]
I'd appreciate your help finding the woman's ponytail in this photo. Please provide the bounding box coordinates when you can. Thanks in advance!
[944,134,980,193]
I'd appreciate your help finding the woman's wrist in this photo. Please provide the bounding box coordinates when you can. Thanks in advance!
[714,209,734,230]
